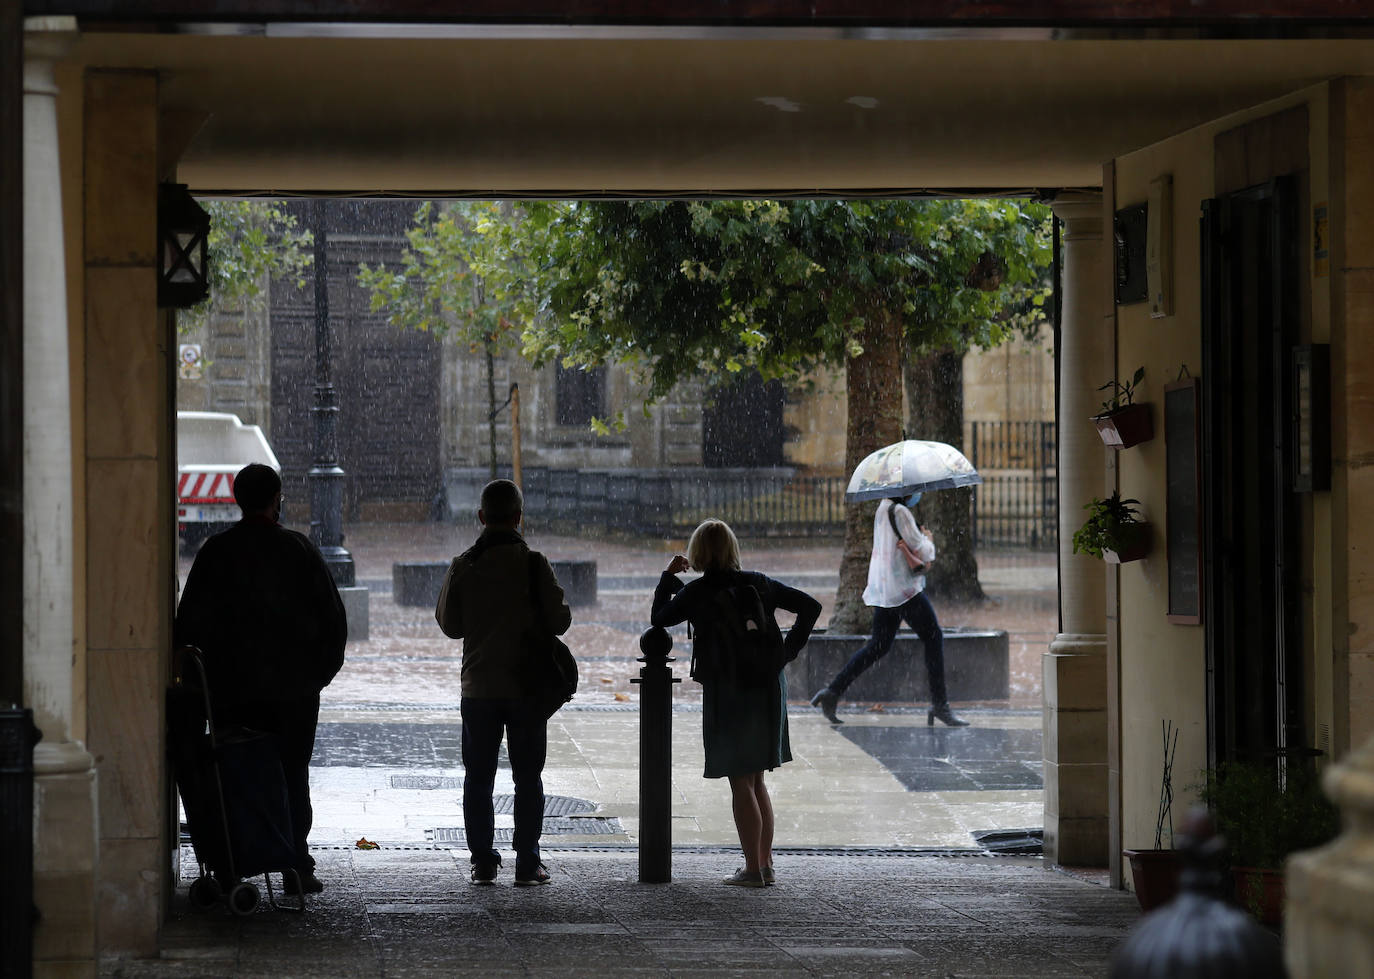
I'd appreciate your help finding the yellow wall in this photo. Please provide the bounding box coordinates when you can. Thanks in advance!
[1112,83,1332,850]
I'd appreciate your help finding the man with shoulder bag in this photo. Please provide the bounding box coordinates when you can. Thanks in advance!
[809,493,969,728]
[436,479,572,887]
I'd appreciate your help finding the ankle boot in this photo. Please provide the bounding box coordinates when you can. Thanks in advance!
[928,704,970,727]
[810,688,842,724]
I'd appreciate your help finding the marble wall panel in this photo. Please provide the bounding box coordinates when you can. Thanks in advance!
[88,649,161,839]
[1042,649,1107,713]
[97,837,162,958]
[1044,706,1108,767]
[85,266,159,460]
[82,72,155,267]
[85,458,160,650]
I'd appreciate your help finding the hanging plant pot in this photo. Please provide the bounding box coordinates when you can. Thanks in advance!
[1104,522,1152,564]
[1123,848,1181,911]
[1092,402,1154,449]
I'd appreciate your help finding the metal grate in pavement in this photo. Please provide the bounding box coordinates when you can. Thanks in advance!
[427,815,624,844]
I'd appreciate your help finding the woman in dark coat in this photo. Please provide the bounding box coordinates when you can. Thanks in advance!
[651,519,821,887]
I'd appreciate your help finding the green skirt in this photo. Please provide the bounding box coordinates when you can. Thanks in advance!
[701,670,791,779]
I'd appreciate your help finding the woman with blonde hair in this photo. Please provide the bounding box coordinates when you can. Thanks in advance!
[651,518,821,887]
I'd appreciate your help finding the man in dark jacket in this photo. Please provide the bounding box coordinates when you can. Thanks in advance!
[436,479,571,887]
[174,463,347,893]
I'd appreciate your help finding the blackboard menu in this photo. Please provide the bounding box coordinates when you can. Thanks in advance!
[1165,378,1202,624]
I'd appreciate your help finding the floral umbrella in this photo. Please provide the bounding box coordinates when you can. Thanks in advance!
[844,439,983,502]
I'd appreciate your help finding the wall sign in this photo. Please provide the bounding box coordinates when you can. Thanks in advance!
[1165,377,1202,624]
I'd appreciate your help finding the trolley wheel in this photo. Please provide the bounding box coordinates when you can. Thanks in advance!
[188,875,221,910]
[228,881,260,916]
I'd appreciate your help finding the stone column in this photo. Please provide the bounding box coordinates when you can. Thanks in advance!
[1044,192,1110,868]
[23,16,100,977]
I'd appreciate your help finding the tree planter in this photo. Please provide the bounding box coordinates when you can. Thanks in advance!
[1093,402,1154,449]
[1104,522,1152,563]
[1232,866,1284,927]
[1123,848,1181,911]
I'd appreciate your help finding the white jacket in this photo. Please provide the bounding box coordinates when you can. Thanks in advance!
[862,498,936,609]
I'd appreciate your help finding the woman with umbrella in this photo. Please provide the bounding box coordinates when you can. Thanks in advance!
[810,440,978,728]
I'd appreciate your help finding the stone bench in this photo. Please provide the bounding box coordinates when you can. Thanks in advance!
[392,559,597,607]
[783,628,1009,703]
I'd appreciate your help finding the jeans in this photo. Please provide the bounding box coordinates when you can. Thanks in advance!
[829,591,949,707]
[461,696,547,873]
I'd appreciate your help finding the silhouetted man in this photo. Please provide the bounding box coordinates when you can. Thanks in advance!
[175,463,347,893]
[436,479,571,886]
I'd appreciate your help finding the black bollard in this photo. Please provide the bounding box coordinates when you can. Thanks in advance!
[633,626,680,883]
[0,708,38,979]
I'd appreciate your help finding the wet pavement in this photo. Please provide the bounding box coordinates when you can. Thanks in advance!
[138,523,1144,977]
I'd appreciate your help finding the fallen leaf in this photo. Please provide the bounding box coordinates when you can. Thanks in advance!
[867,704,886,713]
[599,676,614,684]
[613,692,630,702]
[355,837,380,850]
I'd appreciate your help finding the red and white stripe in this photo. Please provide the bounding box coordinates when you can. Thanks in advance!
[178,471,236,503]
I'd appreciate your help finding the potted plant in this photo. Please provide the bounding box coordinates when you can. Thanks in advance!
[1124,721,1182,911]
[1197,760,1341,927]
[1072,491,1152,563]
[1092,366,1153,449]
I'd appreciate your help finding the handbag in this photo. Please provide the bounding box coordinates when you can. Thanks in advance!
[887,503,927,574]
[524,553,578,719]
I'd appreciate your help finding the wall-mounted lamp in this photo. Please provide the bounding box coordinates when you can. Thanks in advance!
[157,183,210,309]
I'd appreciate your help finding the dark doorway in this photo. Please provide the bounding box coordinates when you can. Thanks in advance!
[270,201,441,522]
[702,371,785,467]
[1200,177,1304,767]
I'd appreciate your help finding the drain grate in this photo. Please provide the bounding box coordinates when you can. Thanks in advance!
[390,775,462,790]
[388,778,599,818]
[427,815,624,844]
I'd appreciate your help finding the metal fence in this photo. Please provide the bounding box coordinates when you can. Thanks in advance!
[967,420,1058,550]
[500,425,1056,549]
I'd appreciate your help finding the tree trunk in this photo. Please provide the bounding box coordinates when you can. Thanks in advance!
[485,343,498,479]
[904,349,986,602]
[829,309,904,634]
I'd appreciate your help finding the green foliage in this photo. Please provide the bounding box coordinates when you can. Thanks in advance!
[1097,365,1146,414]
[358,201,545,358]
[1197,761,1340,868]
[513,199,1052,402]
[1071,490,1143,559]
[184,200,313,330]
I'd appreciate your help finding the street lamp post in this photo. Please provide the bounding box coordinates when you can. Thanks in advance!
[309,199,355,586]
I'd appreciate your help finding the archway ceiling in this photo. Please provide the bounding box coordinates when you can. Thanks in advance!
[66,32,1374,194]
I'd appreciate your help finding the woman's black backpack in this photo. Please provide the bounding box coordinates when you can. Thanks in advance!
[690,575,785,688]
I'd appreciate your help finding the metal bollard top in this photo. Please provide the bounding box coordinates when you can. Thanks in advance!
[638,626,674,661]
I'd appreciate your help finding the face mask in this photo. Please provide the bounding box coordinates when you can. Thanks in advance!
[906,493,923,508]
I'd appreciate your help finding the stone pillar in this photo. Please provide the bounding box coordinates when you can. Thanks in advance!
[23,17,100,978]
[1043,192,1110,868]
[83,69,169,957]
[1286,736,1374,977]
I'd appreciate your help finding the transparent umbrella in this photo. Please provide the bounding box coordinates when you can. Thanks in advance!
[844,439,982,502]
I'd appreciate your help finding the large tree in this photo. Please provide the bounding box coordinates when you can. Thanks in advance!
[514,199,1050,631]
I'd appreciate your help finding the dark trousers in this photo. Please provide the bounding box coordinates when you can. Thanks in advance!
[218,695,319,873]
[830,591,949,707]
[461,697,547,873]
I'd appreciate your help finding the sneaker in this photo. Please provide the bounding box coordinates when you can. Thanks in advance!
[514,863,551,887]
[470,863,499,886]
[722,868,766,888]
[284,870,324,895]
[761,866,775,886]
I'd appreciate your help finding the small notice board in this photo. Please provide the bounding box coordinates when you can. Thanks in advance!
[1165,377,1202,624]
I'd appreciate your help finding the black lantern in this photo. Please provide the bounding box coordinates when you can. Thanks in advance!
[157,183,210,308]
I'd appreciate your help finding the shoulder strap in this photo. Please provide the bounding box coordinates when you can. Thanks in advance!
[886,501,905,545]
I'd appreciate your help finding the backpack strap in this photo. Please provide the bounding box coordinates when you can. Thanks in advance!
[886,500,907,547]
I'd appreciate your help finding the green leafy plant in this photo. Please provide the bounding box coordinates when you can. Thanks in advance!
[1197,761,1340,869]
[1071,490,1144,559]
[1097,366,1146,414]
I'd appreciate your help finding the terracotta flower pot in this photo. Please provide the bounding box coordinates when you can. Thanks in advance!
[1092,402,1154,449]
[1232,866,1284,927]
[1123,848,1181,911]
[1104,522,1152,564]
